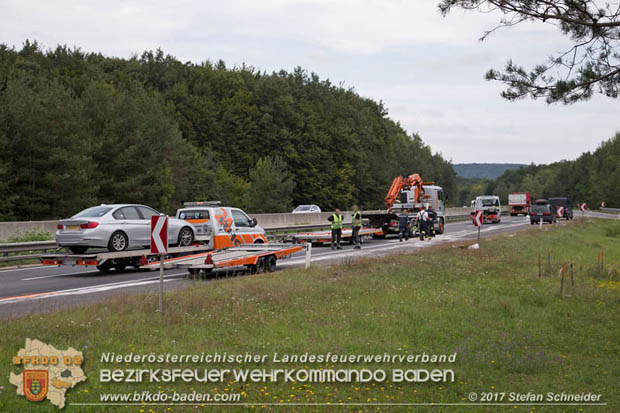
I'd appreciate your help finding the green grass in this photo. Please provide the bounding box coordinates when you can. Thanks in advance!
[1,219,619,412]
[6,230,53,243]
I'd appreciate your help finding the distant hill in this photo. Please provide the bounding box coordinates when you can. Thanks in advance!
[452,163,527,179]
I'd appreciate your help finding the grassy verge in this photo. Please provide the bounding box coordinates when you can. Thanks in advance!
[1,219,619,412]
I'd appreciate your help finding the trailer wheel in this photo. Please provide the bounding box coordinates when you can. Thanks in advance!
[265,255,277,272]
[252,257,266,274]
[97,261,112,273]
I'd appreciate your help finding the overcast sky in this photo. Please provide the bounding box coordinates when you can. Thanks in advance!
[1,0,618,164]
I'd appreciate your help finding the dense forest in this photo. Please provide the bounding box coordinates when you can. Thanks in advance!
[0,41,457,221]
[452,163,526,179]
[455,134,620,208]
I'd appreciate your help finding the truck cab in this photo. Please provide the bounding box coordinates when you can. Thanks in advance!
[391,185,446,235]
[176,202,267,249]
[471,195,501,224]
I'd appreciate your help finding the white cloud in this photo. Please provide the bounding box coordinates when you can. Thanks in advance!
[0,0,617,163]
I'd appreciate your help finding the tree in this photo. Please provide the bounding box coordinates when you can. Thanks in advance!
[439,0,620,103]
[247,156,295,213]
[0,76,97,220]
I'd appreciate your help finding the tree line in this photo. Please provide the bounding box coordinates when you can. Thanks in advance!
[455,133,620,208]
[0,41,457,221]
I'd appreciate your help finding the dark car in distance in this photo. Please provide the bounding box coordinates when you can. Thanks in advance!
[549,197,574,220]
[530,199,556,224]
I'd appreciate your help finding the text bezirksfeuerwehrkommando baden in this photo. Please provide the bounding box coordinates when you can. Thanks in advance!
[100,352,457,365]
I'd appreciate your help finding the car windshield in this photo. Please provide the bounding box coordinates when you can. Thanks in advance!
[73,206,112,218]
[294,206,312,211]
[179,210,210,220]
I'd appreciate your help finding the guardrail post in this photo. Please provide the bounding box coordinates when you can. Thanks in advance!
[305,243,312,269]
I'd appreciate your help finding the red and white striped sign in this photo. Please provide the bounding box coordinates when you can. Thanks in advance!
[556,206,565,218]
[473,210,483,227]
[151,215,168,254]
[579,203,587,212]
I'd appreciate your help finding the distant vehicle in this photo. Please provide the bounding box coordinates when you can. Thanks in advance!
[176,201,266,249]
[549,197,574,220]
[470,195,501,224]
[508,192,531,216]
[292,205,322,214]
[530,199,556,224]
[56,204,195,253]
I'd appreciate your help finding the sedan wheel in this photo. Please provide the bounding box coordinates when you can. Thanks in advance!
[178,227,194,246]
[108,231,128,252]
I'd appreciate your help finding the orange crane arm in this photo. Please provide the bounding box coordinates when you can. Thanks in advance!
[384,173,431,211]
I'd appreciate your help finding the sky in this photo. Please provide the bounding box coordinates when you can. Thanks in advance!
[1,0,618,164]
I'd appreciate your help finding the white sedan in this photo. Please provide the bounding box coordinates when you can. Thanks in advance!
[56,204,196,253]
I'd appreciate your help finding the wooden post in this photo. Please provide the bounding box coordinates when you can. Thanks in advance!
[547,249,551,273]
[538,252,541,277]
[560,264,565,295]
[570,263,574,287]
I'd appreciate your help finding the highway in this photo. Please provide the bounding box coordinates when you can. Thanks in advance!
[0,212,611,318]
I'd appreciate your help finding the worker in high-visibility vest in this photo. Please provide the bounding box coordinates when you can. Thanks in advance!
[352,205,362,249]
[328,208,344,250]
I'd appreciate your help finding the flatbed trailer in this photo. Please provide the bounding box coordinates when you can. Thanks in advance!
[287,227,381,245]
[40,244,213,272]
[142,243,303,275]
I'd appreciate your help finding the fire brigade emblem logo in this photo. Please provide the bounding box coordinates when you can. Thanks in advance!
[23,370,49,402]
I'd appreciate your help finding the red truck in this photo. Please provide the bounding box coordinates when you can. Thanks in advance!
[508,192,531,216]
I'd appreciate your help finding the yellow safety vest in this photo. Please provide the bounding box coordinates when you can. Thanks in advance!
[352,211,362,227]
[331,214,343,229]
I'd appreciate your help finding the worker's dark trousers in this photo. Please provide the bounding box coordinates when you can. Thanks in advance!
[398,227,409,241]
[352,226,361,246]
[419,222,427,241]
[331,228,342,249]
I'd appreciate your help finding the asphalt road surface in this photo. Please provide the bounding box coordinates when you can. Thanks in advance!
[0,212,613,318]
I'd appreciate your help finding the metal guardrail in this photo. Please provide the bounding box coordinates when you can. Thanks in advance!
[601,207,620,213]
[1,214,478,264]
[0,241,59,263]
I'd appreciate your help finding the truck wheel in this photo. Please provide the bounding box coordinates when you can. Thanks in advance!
[108,231,128,252]
[70,246,88,254]
[97,261,112,272]
[177,227,194,246]
[436,219,445,234]
[113,264,126,272]
[265,255,277,272]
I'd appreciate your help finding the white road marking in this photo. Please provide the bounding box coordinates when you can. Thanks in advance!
[0,271,187,305]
